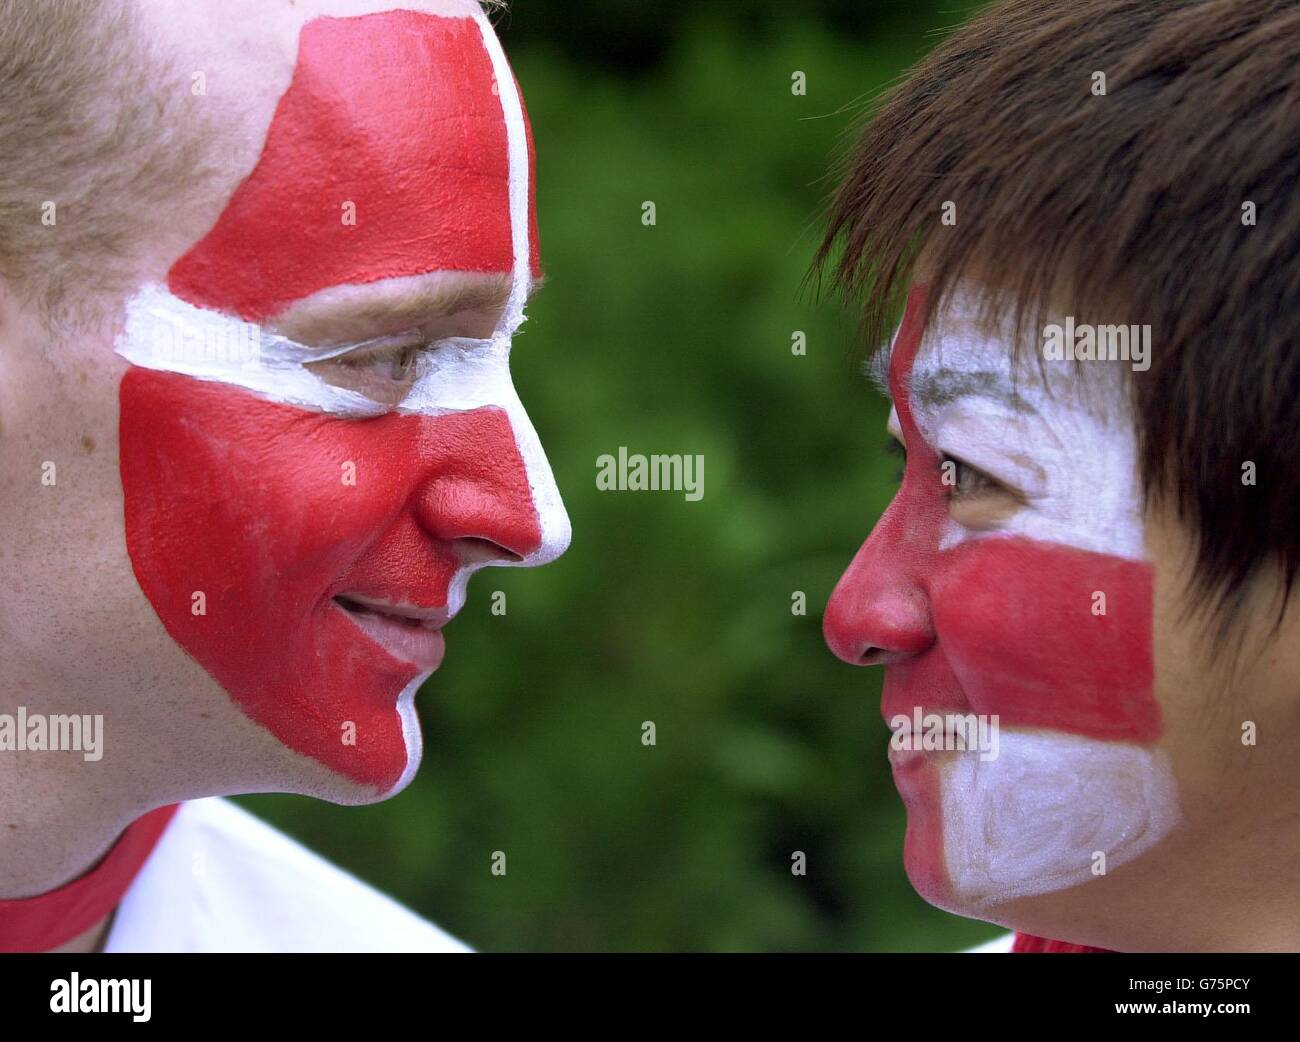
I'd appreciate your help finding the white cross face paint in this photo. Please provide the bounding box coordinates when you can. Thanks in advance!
[828,282,1180,913]
[113,9,569,795]
[116,284,573,580]
[901,285,1147,559]
[940,732,1178,909]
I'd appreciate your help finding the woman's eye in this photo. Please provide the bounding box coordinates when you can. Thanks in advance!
[942,454,999,498]
[942,453,1026,529]
[884,438,907,481]
[884,437,1022,528]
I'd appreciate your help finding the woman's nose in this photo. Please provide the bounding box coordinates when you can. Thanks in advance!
[823,500,936,666]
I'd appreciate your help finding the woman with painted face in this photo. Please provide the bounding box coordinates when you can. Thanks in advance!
[815,0,1300,953]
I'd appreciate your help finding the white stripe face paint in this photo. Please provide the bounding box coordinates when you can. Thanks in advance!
[907,286,1147,560]
[941,732,1177,908]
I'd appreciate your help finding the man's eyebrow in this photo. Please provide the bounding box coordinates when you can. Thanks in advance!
[322,278,514,329]
[269,274,539,346]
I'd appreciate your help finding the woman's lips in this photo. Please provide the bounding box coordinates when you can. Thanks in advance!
[886,707,969,773]
[332,595,447,670]
[887,743,957,772]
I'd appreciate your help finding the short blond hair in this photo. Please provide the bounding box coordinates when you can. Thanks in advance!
[0,0,212,322]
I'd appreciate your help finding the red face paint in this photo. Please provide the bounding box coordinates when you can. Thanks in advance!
[116,12,553,792]
[119,371,542,791]
[823,287,1160,901]
[168,10,540,322]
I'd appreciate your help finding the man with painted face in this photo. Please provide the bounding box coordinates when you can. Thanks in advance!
[0,0,568,952]
[817,0,1300,952]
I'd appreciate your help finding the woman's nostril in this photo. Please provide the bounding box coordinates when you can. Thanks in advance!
[858,646,887,666]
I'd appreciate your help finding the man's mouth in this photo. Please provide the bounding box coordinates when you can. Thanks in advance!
[332,594,449,670]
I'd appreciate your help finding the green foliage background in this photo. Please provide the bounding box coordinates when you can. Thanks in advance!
[239,0,1001,952]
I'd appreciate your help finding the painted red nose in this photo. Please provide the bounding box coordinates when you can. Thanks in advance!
[823,495,937,666]
[408,406,543,564]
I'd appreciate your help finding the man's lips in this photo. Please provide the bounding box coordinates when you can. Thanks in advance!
[332,593,450,670]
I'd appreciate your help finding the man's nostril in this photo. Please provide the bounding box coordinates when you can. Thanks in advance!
[458,536,523,564]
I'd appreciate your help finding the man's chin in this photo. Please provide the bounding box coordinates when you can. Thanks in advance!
[331,671,427,803]
[231,672,429,805]
[266,752,424,806]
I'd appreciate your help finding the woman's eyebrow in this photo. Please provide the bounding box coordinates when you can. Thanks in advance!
[909,368,1035,413]
[860,347,1034,416]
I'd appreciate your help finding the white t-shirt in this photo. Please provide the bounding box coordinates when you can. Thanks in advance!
[104,797,470,953]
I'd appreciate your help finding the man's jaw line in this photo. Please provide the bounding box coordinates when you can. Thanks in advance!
[332,559,504,798]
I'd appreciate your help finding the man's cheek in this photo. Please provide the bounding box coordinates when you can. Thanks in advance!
[120,371,402,588]
[117,371,411,780]
[930,538,1161,742]
[116,369,536,790]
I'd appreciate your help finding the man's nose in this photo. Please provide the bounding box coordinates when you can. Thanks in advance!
[500,398,572,570]
[409,405,570,568]
[823,499,936,666]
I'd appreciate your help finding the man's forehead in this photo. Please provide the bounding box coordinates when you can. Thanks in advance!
[167,9,540,324]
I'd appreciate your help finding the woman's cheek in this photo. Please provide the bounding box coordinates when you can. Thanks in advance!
[930,536,1161,742]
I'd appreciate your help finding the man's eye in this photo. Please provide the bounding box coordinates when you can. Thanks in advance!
[336,342,423,380]
[391,345,419,380]
[304,340,430,406]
